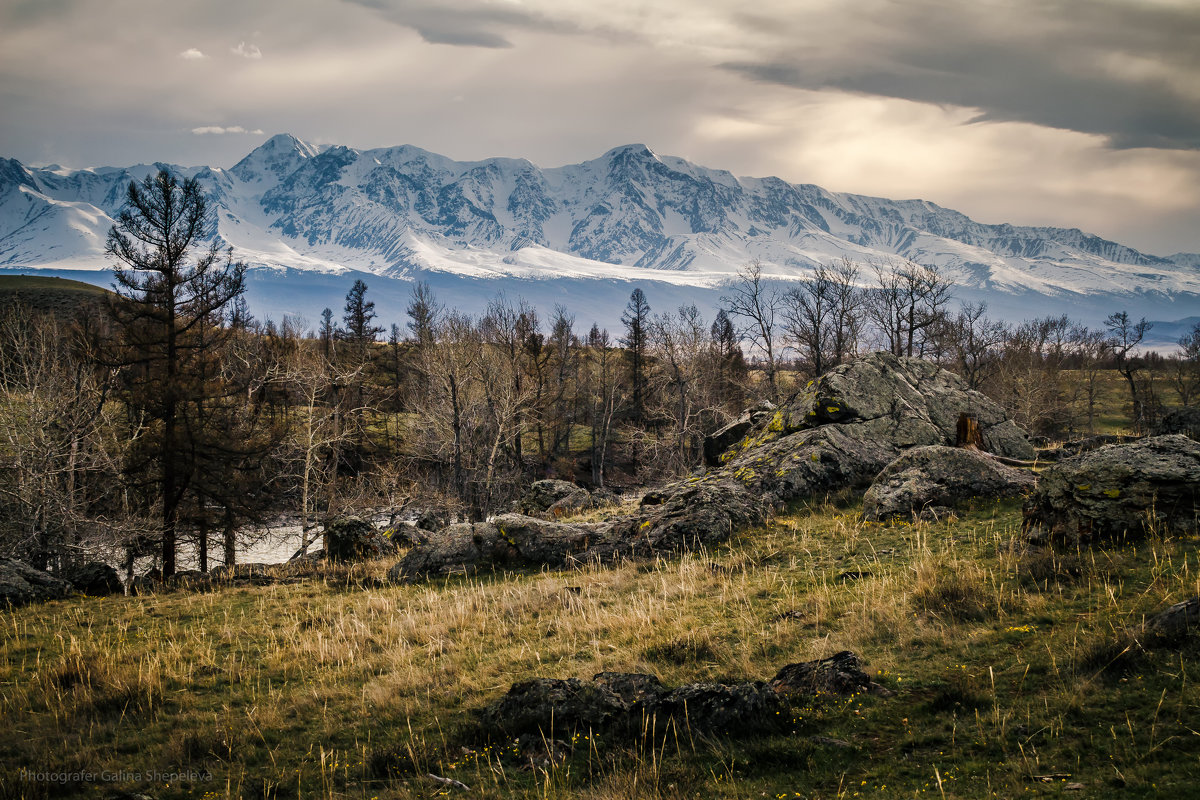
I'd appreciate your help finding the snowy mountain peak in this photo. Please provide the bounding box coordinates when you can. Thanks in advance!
[1,138,1198,316]
[231,133,321,186]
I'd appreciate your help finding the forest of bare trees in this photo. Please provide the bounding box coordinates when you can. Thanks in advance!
[1,170,1198,579]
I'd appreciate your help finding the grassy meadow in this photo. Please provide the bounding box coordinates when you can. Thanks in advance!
[2,496,1198,799]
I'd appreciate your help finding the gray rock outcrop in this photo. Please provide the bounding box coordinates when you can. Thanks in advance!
[323,517,398,563]
[388,514,604,581]
[518,480,593,517]
[62,561,123,596]
[703,400,776,466]
[391,353,1033,580]
[0,558,75,607]
[1153,406,1200,442]
[1023,434,1200,545]
[863,446,1036,522]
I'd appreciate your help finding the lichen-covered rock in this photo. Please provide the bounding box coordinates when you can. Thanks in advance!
[0,558,75,607]
[1154,406,1200,442]
[863,446,1036,522]
[480,677,627,737]
[413,507,451,532]
[646,682,787,733]
[723,422,907,507]
[749,352,1034,461]
[323,517,398,563]
[1023,434,1200,545]
[62,561,123,596]
[519,480,592,516]
[703,400,776,466]
[615,480,767,555]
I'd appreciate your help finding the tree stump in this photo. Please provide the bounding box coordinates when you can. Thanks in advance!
[956,413,986,450]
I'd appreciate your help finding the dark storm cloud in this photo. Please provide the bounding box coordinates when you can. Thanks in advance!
[339,0,601,48]
[722,0,1200,149]
[0,0,78,28]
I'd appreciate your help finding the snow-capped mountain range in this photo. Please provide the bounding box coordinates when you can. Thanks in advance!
[2,133,1198,335]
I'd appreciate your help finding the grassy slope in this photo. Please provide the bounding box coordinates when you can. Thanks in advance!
[0,276,109,294]
[0,275,112,325]
[2,498,1198,799]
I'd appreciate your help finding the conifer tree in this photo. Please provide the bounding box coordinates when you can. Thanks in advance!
[105,169,246,577]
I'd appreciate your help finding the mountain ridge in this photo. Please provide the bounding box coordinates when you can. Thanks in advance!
[2,134,1198,332]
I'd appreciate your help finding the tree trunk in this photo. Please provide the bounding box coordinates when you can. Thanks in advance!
[198,515,209,573]
[223,506,236,568]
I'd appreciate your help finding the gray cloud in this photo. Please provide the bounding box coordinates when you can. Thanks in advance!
[341,0,566,48]
[721,0,1200,150]
[0,0,1197,254]
[0,0,78,28]
[337,0,637,48]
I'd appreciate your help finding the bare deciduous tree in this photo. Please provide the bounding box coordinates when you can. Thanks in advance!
[721,260,782,399]
[866,260,952,358]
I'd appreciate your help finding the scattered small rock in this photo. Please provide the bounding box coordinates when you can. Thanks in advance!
[481,651,880,739]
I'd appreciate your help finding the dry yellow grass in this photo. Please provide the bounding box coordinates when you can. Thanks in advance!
[1,499,1198,798]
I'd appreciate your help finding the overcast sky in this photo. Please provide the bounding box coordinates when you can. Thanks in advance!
[2,0,1199,255]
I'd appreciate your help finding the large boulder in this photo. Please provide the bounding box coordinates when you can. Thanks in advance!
[751,352,1035,461]
[863,446,1037,522]
[62,561,123,596]
[620,480,766,554]
[323,517,398,563]
[1154,406,1200,442]
[1023,434,1200,545]
[0,558,75,607]
[519,480,593,517]
[719,421,906,507]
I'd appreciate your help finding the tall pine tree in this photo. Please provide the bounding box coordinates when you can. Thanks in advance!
[105,169,246,577]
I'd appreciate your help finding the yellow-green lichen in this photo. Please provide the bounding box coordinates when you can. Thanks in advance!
[1103,488,1120,498]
